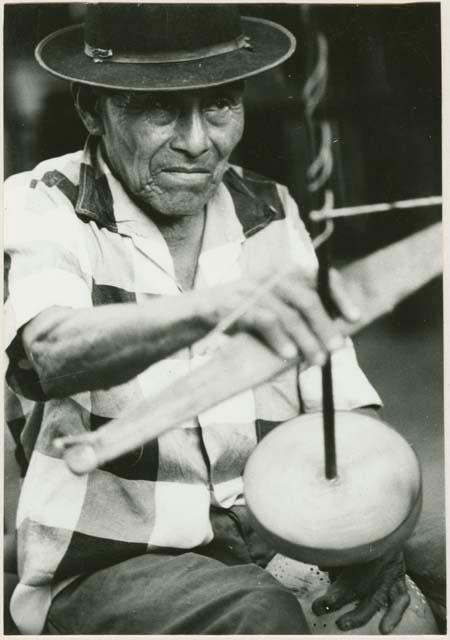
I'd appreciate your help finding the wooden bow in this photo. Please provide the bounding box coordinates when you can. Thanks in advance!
[56,222,442,475]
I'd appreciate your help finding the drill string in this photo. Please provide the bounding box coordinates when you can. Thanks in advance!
[307,122,333,192]
[310,195,442,221]
[302,31,328,118]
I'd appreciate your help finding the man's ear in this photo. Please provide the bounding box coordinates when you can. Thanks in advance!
[71,83,105,136]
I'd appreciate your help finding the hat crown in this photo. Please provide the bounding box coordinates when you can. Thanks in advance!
[84,4,244,55]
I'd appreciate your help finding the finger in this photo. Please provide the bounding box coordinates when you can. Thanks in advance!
[285,265,317,289]
[318,566,341,582]
[335,597,380,631]
[329,268,361,323]
[239,307,298,360]
[312,581,357,616]
[64,442,100,475]
[380,581,410,634]
[276,281,345,353]
[264,297,327,366]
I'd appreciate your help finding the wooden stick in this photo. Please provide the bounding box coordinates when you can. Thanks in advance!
[58,222,442,474]
[322,357,337,479]
[317,235,337,480]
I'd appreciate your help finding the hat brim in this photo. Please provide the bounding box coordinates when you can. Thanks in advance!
[35,17,296,91]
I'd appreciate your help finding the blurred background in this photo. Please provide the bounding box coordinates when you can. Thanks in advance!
[4,1,444,631]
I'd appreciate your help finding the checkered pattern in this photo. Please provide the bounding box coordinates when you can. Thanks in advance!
[5,137,381,633]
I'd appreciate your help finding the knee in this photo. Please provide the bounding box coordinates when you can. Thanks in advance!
[231,569,310,634]
[250,587,309,634]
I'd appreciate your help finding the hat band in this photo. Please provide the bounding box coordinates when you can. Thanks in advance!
[85,34,253,64]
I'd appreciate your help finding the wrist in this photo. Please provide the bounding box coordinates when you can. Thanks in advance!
[188,289,222,332]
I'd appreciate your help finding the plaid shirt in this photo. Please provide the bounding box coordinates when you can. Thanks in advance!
[5,137,381,633]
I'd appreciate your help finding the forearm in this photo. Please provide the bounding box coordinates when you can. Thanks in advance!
[21,263,359,399]
[22,291,214,397]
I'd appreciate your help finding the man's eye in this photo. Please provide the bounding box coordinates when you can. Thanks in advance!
[206,98,234,112]
[149,100,175,112]
[126,97,176,114]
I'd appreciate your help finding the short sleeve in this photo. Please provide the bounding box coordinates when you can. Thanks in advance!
[298,337,382,412]
[4,173,92,398]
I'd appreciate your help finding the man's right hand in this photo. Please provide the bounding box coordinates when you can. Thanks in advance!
[205,267,361,366]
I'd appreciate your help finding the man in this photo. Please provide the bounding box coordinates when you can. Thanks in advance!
[5,4,411,635]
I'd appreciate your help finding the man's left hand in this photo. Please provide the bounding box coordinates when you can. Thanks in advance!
[312,550,410,634]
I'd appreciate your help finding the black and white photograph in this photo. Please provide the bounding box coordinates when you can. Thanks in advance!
[3,2,445,635]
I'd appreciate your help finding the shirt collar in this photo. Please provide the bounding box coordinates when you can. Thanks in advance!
[75,137,118,231]
[74,137,277,243]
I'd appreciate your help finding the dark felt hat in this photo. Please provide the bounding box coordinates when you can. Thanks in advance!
[35,4,296,91]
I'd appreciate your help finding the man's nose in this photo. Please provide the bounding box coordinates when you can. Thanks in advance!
[170,108,211,157]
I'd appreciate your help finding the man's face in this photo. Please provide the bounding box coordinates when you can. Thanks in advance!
[96,82,245,218]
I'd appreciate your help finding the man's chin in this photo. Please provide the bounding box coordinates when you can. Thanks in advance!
[137,185,218,219]
[137,191,213,219]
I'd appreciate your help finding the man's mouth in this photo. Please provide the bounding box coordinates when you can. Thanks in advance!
[161,166,211,174]
[159,166,213,187]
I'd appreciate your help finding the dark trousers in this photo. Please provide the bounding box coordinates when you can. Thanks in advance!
[44,506,310,635]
